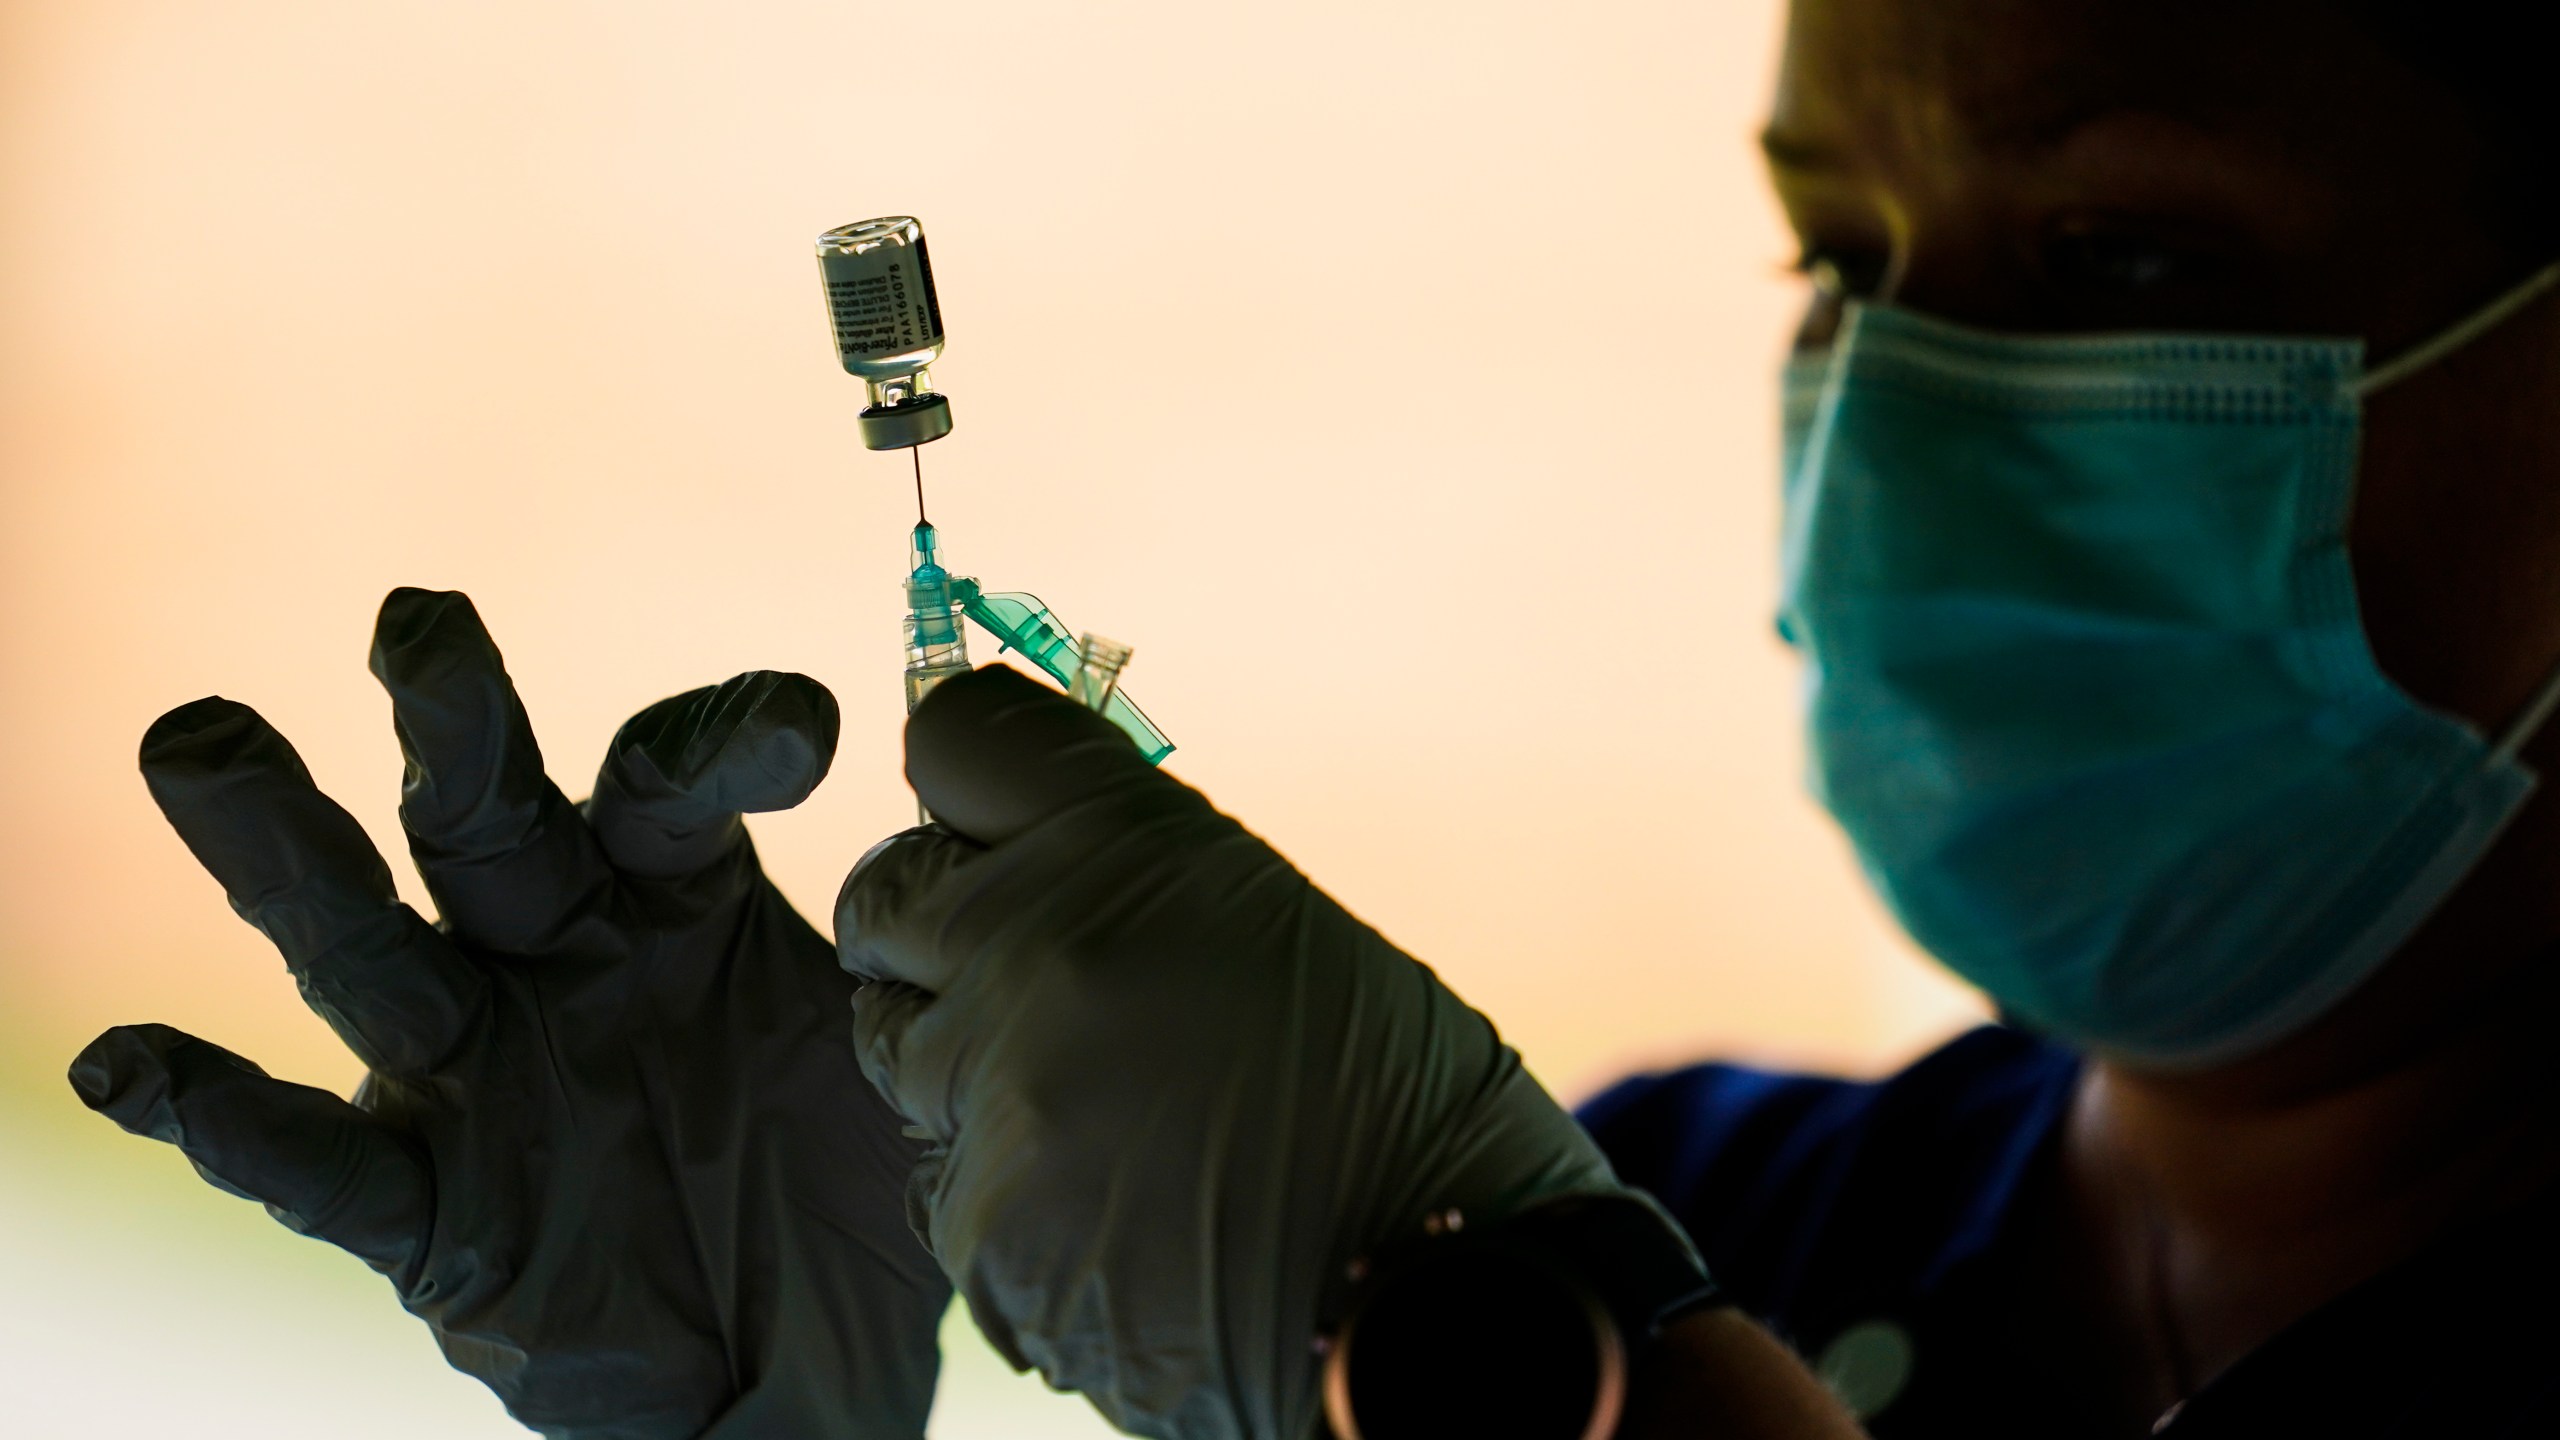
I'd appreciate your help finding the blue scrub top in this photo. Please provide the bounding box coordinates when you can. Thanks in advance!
[1577,1026,2560,1437]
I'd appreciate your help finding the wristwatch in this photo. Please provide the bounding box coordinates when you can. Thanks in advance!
[1317,1192,1726,1440]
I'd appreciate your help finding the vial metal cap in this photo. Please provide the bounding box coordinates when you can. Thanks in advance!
[859,392,954,450]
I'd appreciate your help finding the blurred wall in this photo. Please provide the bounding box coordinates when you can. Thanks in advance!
[0,2,1986,1435]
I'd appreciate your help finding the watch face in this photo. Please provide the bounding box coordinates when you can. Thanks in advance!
[1322,1241,1625,1440]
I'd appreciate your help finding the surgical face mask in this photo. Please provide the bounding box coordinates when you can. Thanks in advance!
[1778,262,2560,1067]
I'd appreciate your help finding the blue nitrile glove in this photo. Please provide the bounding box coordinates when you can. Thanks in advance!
[68,588,949,1439]
[835,665,1631,1439]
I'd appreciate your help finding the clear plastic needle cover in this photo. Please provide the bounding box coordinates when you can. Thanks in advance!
[1069,634,1132,713]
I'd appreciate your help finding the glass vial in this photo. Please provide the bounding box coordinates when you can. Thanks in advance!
[818,217,954,449]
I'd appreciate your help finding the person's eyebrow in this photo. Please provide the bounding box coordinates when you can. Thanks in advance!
[1761,95,2213,178]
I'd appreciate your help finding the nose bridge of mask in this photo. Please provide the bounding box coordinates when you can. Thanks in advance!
[1781,300,2368,647]
[1786,258,2560,408]
[1789,263,2560,764]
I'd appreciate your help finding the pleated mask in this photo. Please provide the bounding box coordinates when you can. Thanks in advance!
[1778,263,2560,1065]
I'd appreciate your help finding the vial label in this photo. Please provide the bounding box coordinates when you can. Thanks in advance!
[823,241,943,367]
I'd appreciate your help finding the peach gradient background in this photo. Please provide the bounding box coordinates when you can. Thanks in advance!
[0,2,1985,1434]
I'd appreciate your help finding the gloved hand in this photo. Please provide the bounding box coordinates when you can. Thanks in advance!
[68,589,949,1439]
[836,666,1629,1439]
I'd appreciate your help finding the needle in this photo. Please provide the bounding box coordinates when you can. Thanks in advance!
[911,446,929,526]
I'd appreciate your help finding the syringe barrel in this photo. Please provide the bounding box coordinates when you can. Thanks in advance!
[903,647,970,712]
[903,597,970,711]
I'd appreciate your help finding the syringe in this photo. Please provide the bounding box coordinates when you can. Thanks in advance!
[897,520,1174,763]
[824,214,1176,767]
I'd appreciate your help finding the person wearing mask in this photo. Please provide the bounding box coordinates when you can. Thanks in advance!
[73,2,2560,1436]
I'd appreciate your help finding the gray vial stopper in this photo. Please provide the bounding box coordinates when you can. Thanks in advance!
[858,392,954,450]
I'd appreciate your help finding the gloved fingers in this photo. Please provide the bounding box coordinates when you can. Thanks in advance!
[585,671,839,882]
[833,824,991,995]
[917,1152,1036,1378]
[69,1024,432,1277]
[367,587,614,953]
[840,825,990,1140]
[849,979,952,1138]
[140,698,489,1077]
[905,665,1167,847]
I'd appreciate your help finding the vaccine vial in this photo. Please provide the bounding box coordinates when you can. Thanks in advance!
[818,217,954,449]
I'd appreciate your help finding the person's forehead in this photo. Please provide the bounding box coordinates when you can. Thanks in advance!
[1765,0,2372,168]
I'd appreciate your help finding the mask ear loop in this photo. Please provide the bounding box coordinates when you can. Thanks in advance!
[2356,261,2560,397]
[2346,257,2560,767]
[2488,660,2560,769]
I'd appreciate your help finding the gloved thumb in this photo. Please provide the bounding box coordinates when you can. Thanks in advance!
[904,665,1158,846]
[588,670,840,879]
